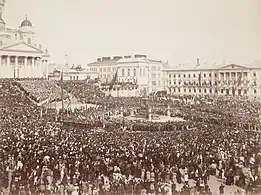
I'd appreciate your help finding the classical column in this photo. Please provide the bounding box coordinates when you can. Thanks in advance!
[15,56,18,78]
[6,56,10,78]
[7,56,10,65]
[24,56,27,66]
[35,57,39,77]
[46,60,49,80]
[32,57,35,78]
[24,57,27,78]
[235,72,238,85]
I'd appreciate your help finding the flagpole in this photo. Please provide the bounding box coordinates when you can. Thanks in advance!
[61,68,64,111]
[61,54,67,112]
[117,80,119,98]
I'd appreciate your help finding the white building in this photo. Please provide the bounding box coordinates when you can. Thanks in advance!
[164,59,261,99]
[88,54,166,95]
[48,68,99,81]
[0,0,49,78]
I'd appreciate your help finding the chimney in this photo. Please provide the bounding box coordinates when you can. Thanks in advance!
[134,54,147,58]
[124,55,132,59]
[196,57,200,65]
[97,58,101,62]
[113,56,123,60]
[102,57,111,61]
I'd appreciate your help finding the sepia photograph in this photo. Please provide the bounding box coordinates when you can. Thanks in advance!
[0,0,261,194]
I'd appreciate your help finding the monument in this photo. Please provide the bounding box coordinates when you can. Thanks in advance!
[134,98,160,120]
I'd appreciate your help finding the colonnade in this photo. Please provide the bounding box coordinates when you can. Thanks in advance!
[0,55,48,78]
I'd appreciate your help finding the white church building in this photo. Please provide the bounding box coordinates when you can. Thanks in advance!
[0,0,49,78]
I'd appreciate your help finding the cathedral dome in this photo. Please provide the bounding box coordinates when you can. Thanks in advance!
[20,17,32,27]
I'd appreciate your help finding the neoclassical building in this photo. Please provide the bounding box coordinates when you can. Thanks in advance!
[0,0,49,78]
[164,61,261,99]
[87,54,166,95]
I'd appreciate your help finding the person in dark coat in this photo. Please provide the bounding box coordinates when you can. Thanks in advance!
[219,183,225,195]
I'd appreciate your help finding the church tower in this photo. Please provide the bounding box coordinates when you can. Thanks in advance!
[0,0,5,31]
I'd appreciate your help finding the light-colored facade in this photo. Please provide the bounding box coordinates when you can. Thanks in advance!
[164,63,261,99]
[0,0,49,78]
[87,54,166,94]
[48,68,99,81]
[100,84,139,97]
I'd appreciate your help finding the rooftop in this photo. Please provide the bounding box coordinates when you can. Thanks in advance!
[164,63,261,71]
[88,54,163,66]
[117,57,162,64]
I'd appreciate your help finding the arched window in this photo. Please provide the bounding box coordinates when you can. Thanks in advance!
[127,69,130,76]
[20,34,23,40]
[27,37,31,44]
[133,68,136,77]
[121,69,125,77]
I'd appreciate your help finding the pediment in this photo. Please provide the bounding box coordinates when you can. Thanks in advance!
[218,64,249,70]
[0,42,44,54]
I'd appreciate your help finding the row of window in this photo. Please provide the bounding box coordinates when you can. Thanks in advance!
[171,88,257,94]
[90,68,98,72]
[99,67,157,77]
[102,86,138,91]
[99,67,117,72]
[168,72,253,78]
[168,80,256,86]
[104,78,136,83]
[70,75,79,80]
[121,68,137,77]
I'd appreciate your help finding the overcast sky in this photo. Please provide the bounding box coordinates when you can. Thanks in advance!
[4,0,261,65]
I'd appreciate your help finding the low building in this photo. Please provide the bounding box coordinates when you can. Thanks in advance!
[48,68,100,81]
[164,61,261,99]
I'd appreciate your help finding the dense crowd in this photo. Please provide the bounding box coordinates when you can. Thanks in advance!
[0,80,261,195]
[57,81,105,104]
[16,80,69,103]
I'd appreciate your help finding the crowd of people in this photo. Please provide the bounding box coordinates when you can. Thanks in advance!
[0,79,261,195]
[57,81,105,104]
[16,79,69,103]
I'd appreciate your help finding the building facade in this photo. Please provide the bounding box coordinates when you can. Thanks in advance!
[48,68,99,81]
[87,54,166,95]
[164,63,261,99]
[0,0,49,78]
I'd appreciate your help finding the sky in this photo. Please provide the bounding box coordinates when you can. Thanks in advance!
[4,0,261,66]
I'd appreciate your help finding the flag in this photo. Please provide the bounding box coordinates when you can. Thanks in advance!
[60,70,63,82]
[109,70,118,91]
[44,92,53,113]
[66,97,71,109]
[198,72,202,87]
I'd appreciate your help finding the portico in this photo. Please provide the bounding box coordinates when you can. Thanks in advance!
[0,42,49,78]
